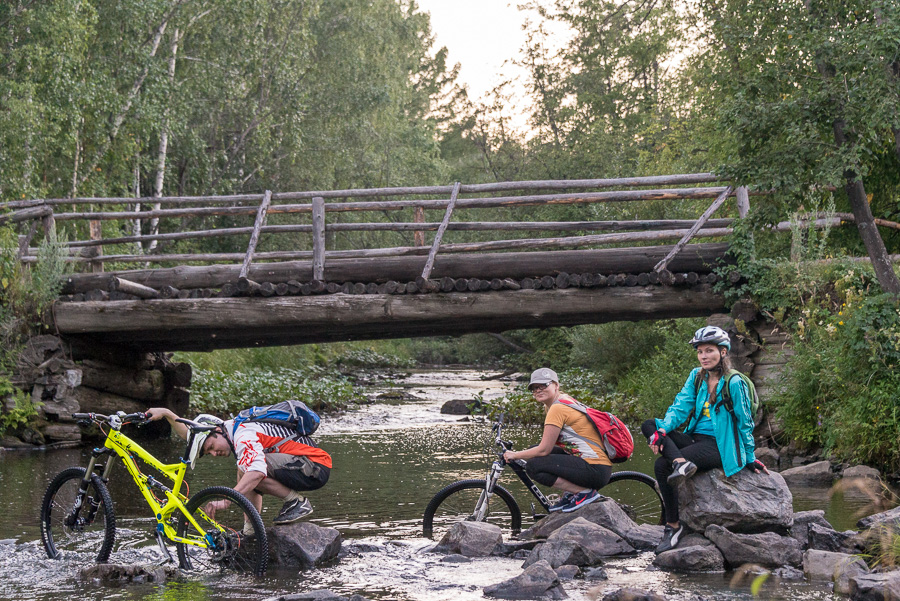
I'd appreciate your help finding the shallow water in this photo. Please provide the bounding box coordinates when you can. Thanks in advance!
[0,369,893,601]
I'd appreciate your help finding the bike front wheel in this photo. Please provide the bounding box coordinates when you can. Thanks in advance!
[605,470,665,526]
[40,466,116,562]
[175,486,268,576]
[423,479,522,540]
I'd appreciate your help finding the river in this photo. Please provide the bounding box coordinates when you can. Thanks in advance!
[0,369,893,601]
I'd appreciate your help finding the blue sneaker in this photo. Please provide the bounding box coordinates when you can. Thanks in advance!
[548,493,574,513]
[561,489,601,513]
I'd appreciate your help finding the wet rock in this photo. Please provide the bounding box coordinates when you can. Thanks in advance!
[803,549,869,583]
[857,506,900,531]
[652,545,725,572]
[554,564,581,580]
[483,559,567,599]
[524,498,662,551]
[780,460,834,487]
[440,398,483,415]
[789,510,834,548]
[268,522,342,569]
[0,435,31,448]
[807,522,866,554]
[344,542,385,554]
[524,517,634,568]
[601,588,668,601]
[266,591,347,601]
[678,533,715,548]
[440,554,472,563]
[755,447,780,471]
[773,566,805,580]
[849,571,900,601]
[677,469,793,534]
[79,563,178,584]
[584,567,609,580]
[705,524,802,568]
[435,521,502,557]
[843,465,882,480]
[494,539,541,556]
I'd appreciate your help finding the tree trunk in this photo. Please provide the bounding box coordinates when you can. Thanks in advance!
[150,28,181,253]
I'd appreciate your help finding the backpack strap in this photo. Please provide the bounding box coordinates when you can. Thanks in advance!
[552,398,606,454]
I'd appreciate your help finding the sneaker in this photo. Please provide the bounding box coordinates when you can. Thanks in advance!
[655,523,684,554]
[561,489,602,513]
[273,497,313,525]
[548,492,574,513]
[667,460,698,485]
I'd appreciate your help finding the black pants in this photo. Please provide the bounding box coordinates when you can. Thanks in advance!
[641,419,722,524]
[525,447,612,491]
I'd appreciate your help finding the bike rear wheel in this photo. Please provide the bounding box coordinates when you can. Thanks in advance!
[40,466,116,562]
[175,486,268,576]
[605,471,665,526]
[423,479,521,540]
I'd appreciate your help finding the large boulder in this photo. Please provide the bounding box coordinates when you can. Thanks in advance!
[79,563,178,584]
[807,522,866,554]
[440,398,482,415]
[268,522,342,568]
[843,465,882,481]
[780,461,834,487]
[858,506,900,531]
[849,571,900,601]
[601,588,668,601]
[483,559,567,599]
[435,521,502,557]
[802,549,869,583]
[524,498,662,551]
[755,447,780,471]
[789,510,834,548]
[524,518,634,568]
[652,545,725,572]
[677,469,793,534]
[705,524,803,568]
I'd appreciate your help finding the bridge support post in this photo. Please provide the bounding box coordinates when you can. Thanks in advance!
[312,196,325,281]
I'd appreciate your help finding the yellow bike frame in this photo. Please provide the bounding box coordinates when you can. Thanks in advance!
[88,426,222,549]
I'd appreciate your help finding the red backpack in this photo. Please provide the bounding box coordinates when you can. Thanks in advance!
[555,395,634,464]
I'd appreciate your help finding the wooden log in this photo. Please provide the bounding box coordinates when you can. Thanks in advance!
[80,361,166,401]
[326,282,341,294]
[404,281,419,294]
[61,243,730,294]
[383,281,399,294]
[686,272,700,285]
[163,362,193,389]
[352,283,366,295]
[300,283,312,295]
[312,196,325,280]
[569,274,582,287]
[465,278,479,292]
[440,277,455,292]
[52,287,729,352]
[366,283,379,294]
[624,274,639,287]
[654,186,733,272]
[540,275,555,289]
[284,280,301,294]
[647,272,659,285]
[220,283,238,297]
[0,203,53,225]
[490,278,504,291]
[275,282,289,296]
[108,276,159,299]
[84,289,108,302]
[159,285,179,299]
[637,273,650,286]
[421,181,461,279]
[502,278,521,290]
[237,277,260,295]
[239,190,272,280]
[454,278,469,292]
[177,289,191,299]
[73,293,85,302]
[309,280,326,294]
[556,273,570,289]
[736,186,750,218]
[476,279,490,291]
[340,283,352,294]
[614,274,628,286]
[658,270,675,286]
[728,270,742,284]
[673,273,688,285]
[520,278,535,290]
[259,282,277,297]
[580,273,595,287]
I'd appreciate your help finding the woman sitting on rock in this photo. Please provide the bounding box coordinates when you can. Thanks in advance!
[501,368,612,513]
[642,326,768,554]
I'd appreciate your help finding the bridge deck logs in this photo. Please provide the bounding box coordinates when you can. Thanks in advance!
[60,243,728,295]
[52,286,727,352]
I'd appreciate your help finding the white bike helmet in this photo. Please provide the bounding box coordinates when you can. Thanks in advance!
[187,414,224,469]
[689,326,731,351]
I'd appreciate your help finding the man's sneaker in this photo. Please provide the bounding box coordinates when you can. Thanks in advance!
[655,523,684,554]
[273,497,313,525]
[548,492,574,513]
[667,460,698,485]
[561,489,602,513]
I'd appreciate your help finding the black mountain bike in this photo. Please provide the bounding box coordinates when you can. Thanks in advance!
[423,414,664,540]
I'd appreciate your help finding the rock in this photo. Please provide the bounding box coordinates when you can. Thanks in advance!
[807,522,866,554]
[0,435,31,448]
[780,461,834,487]
[705,524,802,568]
[601,588,668,601]
[834,560,872,595]
[554,564,581,580]
[440,398,482,415]
[858,506,900,531]
[483,559,567,599]
[584,567,609,580]
[652,545,725,572]
[773,566,804,580]
[755,447,780,470]
[440,554,471,563]
[678,533,715,548]
[42,423,82,442]
[677,469,793,534]
[435,521,502,557]
[789,510,834,548]
[79,563,177,584]
[523,518,634,568]
[803,549,869,582]
[268,522,342,568]
[843,465,882,480]
[268,591,346,601]
[494,539,541,556]
[849,571,900,601]
[524,498,662,551]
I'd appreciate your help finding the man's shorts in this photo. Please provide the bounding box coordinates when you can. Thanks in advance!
[265,453,330,491]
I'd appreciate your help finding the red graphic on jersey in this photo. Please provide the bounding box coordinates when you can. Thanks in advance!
[237,440,259,468]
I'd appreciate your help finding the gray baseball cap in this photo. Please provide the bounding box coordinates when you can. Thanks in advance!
[529,368,559,385]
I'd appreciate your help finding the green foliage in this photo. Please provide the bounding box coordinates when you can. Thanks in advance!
[189,366,363,417]
[0,387,41,436]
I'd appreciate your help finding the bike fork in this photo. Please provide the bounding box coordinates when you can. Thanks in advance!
[474,462,504,521]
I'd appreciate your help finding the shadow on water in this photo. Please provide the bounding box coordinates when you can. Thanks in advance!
[0,369,895,601]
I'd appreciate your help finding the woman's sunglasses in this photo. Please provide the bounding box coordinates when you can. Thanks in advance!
[529,382,551,393]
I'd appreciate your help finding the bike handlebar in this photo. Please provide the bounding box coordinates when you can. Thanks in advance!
[73,411,149,427]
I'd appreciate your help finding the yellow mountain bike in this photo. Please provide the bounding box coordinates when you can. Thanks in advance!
[39,411,268,576]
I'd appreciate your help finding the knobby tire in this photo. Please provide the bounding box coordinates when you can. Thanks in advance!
[40,466,116,562]
[606,470,665,526]
[422,479,521,540]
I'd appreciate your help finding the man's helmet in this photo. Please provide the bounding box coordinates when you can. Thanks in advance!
[689,326,731,351]
[187,414,224,469]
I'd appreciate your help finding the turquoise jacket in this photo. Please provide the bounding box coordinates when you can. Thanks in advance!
[655,367,757,477]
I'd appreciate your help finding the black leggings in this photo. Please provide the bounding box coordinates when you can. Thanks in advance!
[641,419,722,524]
[525,447,612,491]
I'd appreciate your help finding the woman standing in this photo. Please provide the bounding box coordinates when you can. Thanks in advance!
[502,368,612,513]
[641,326,767,554]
